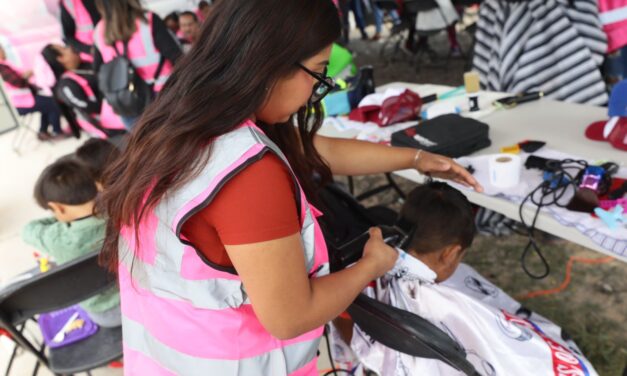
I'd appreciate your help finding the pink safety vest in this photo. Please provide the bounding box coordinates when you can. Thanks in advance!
[62,0,95,63]
[61,70,125,138]
[599,0,627,52]
[118,121,329,375]
[1,62,35,109]
[93,12,173,92]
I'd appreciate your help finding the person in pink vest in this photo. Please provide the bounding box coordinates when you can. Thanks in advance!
[96,0,483,374]
[0,46,64,141]
[60,0,100,63]
[42,44,126,139]
[599,0,627,53]
[92,0,182,129]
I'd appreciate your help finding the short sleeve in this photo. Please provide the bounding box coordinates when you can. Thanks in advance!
[181,153,301,266]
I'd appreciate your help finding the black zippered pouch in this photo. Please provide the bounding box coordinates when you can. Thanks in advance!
[391,114,491,158]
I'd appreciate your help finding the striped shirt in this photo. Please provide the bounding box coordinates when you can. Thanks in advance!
[473,0,608,105]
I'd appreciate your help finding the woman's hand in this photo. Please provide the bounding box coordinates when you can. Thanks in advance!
[360,227,398,279]
[414,150,483,192]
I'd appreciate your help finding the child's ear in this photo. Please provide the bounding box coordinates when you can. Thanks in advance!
[47,202,65,215]
[440,244,463,264]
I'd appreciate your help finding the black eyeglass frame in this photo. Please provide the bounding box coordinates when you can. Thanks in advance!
[296,63,335,104]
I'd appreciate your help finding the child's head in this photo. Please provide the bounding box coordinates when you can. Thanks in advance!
[34,160,98,222]
[75,139,120,188]
[400,181,476,282]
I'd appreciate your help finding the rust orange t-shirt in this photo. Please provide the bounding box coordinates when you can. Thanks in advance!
[180,153,301,268]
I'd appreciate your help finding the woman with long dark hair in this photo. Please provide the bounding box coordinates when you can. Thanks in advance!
[98,0,481,374]
[92,0,181,129]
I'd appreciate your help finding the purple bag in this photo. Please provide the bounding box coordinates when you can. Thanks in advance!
[38,306,99,348]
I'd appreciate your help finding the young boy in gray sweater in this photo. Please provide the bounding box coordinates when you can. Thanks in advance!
[22,159,120,327]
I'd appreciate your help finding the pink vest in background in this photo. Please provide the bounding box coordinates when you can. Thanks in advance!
[61,70,125,138]
[599,0,627,52]
[93,12,173,92]
[1,62,35,109]
[62,0,96,62]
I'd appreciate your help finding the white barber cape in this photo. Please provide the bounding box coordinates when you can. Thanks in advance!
[349,250,598,376]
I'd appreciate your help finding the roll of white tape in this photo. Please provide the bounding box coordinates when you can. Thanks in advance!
[489,154,521,188]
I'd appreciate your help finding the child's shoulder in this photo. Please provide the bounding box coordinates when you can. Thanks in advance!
[69,216,106,233]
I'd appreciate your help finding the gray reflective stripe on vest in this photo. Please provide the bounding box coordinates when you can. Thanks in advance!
[76,110,95,123]
[251,128,324,274]
[160,127,265,235]
[159,126,307,247]
[118,228,250,310]
[154,74,169,86]
[8,87,32,96]
[93,23,102,50]
[128,126,319,297]
[123,316,320,376]
[77,24,94,33]
[132,14,162,83]
[62,0,75,17]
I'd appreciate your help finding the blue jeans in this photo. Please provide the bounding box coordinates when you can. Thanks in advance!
[350,0,367,37]
[373,3,400,33]
[16,94,62,134]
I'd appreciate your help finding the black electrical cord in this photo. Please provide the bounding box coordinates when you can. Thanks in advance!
[518,159,589,279]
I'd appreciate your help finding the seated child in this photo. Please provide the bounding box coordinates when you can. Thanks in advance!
[21,160,121,327]
[336,182,598,376]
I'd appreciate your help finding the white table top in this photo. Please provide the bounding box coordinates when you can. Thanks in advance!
[321,82,627,262]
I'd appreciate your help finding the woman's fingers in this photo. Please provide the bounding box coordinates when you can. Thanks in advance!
[422,154,483,192]
[449,163,483,192]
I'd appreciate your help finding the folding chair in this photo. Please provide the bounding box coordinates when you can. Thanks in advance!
[451,0,484,71]
[375,0,413,64]
[0,77,39,155]
[0,77,21,136]
[406,0,455,72]
[0,252,122,376]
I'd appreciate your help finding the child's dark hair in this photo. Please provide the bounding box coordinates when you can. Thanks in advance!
[75,139,120,182]
[34,160,98,209]
[400,181,476,254]
[41,44,65,80]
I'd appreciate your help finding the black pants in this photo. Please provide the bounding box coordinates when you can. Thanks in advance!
[16,94,62,134]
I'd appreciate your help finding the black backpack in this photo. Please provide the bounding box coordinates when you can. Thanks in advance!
[97,42,164,118]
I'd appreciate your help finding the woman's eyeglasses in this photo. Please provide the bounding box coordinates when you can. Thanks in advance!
[296,63,335,104]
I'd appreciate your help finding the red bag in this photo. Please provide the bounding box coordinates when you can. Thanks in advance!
[349,89,423,127]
